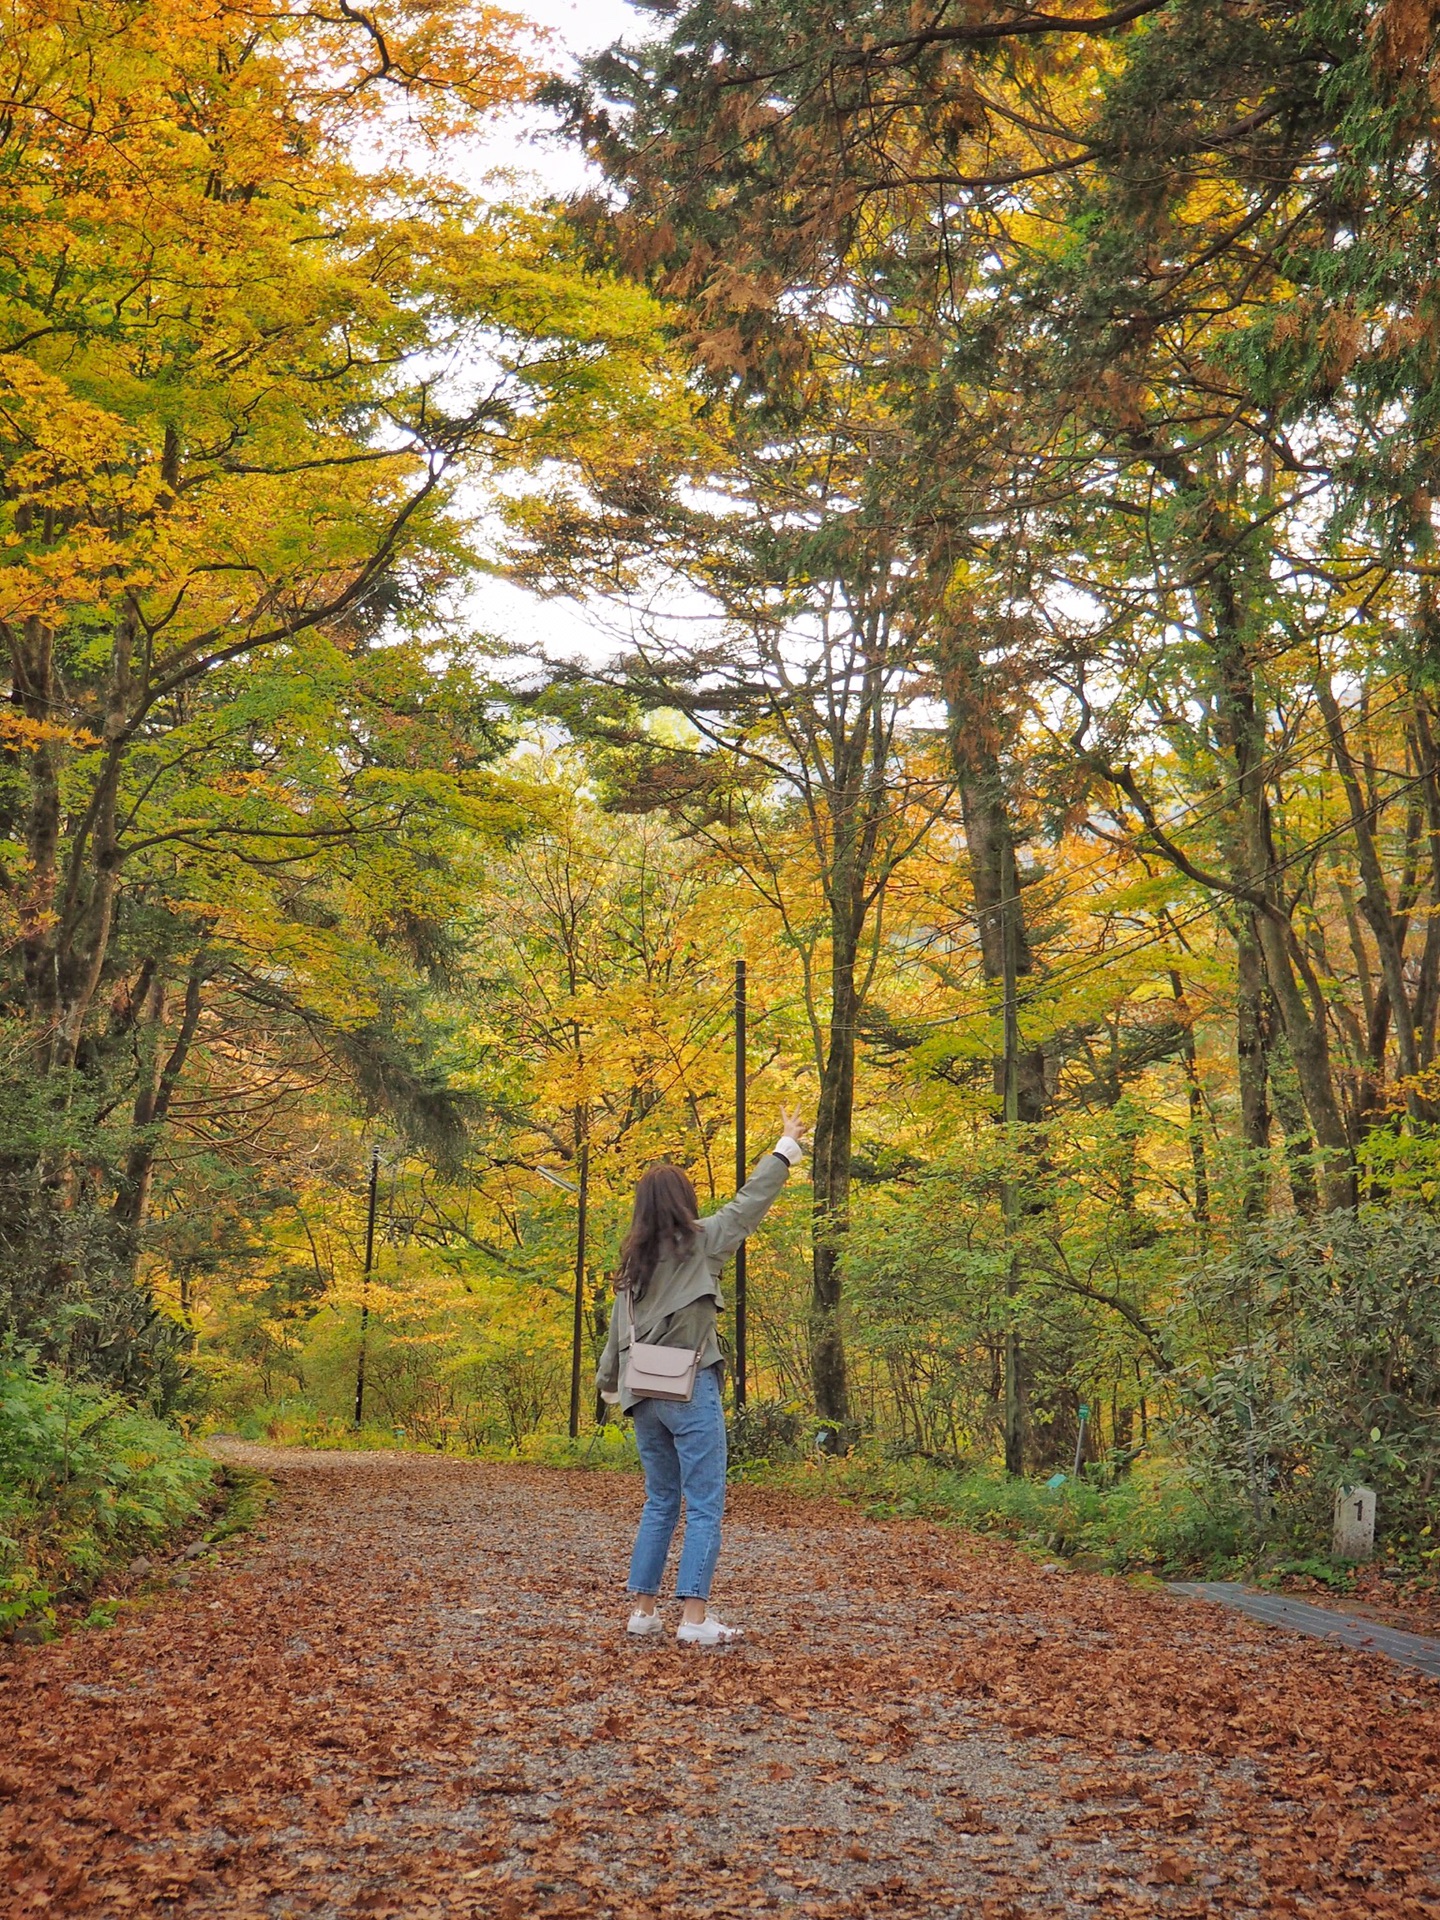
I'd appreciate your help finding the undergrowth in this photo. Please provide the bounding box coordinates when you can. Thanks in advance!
[0,1352,215,1632]
[740,1453,1254,1578]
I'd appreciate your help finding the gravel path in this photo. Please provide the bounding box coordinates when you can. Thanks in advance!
[3,1444,1438,1917]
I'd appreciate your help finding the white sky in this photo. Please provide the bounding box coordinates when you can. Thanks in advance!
[464,0,658,668]
[479,0,647,196]
[445,0,664,675]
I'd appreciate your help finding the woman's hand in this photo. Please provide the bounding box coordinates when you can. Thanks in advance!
[780,1106,811,1149]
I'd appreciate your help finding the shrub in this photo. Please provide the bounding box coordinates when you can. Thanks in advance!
[0,1350,214,1628]
[1169,1208,1440,1548]
[727,1397,808,1466]
[0,1069,193,1410]
[517,1424,641,1470]
[750,1451,1250,1575]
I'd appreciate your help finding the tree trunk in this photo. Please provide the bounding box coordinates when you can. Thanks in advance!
[53,613,136,1073]
[1248,906,1355,1208]
[1234,920,1272,1217]
[1168,969,1210,1229]
[958,752,1047,1122]
[810,922,856,1428]
[1266,1027,1319,1219]
[1181,495,1355,1206]
[1213,627,1354,1206]
[16,616,61,1041]
[113,959,206,1273]
[1410,697,1440,1069]
[1316,678,1427,1121]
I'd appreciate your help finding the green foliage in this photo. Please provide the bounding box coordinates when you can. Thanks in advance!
[0,1351,215,1627]
[727,1397,808,1466]
[514,1425,641,1471]
[1170,1209,1440,1545]
[843,1134,1169,1473]
[0,1053,193,1405]
[1259,1558,1355,1594]
[752,1453,1250,1577]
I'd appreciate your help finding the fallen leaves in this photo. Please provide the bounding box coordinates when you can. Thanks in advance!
[0,1447,1437,1919]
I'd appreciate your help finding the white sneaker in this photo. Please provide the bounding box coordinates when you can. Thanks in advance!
[627,1608,664,1637]
[676,1613,744,1647]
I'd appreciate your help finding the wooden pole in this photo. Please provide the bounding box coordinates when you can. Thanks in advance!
[1000,891,1023,1478]
[353,1146,380,1430]
[568,1142,589,1439]
[734,957,748,1410]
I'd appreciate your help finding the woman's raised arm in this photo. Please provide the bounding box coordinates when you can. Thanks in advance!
[702,1110,809,1261]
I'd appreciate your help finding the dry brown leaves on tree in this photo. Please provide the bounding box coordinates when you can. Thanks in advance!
[3,1447,1437,1918]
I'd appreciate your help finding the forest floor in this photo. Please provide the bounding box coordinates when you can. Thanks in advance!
[3,1446,1438,1920]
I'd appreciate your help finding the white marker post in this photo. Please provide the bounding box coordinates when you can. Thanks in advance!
[1333,1484,1376,1562]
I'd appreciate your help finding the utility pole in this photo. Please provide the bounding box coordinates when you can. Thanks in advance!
[734,957,748,1409]
[1000,886,1023,1478]
[568,1137,589,1439]
[353,1145,380,1430]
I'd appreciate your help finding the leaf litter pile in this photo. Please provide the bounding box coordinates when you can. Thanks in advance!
[4,1446,1437,1918]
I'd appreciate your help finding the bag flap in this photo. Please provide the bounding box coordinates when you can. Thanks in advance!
[627,1340,697,1382]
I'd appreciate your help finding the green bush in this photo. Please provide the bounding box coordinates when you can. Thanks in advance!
[748,1451,1250,1576]
[727,1397,808,1466]
[1169,1208,1440,1548]
[0,1350,215,1629]
[517,1424,641,1470]
[0,1066,193,1410]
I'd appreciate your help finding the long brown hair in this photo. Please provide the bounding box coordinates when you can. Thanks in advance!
[619,1163,700,1300]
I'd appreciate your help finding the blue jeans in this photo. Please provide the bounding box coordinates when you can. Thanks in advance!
[628,1364,727,1601]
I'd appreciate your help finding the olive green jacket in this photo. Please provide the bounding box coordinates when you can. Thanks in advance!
[596,1150,796,1415]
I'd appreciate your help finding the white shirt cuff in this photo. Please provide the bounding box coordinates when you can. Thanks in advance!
[771,1135,804,1166]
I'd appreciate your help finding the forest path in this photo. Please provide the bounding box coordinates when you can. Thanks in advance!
[4,1447,1438,1920]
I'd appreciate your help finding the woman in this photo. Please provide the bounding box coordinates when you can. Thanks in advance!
[597,1109,808,1646]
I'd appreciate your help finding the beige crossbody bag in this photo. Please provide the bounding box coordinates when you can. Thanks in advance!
[622,1286,704,1404]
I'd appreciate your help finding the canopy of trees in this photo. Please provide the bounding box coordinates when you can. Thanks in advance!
[6,0,1440,1555]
